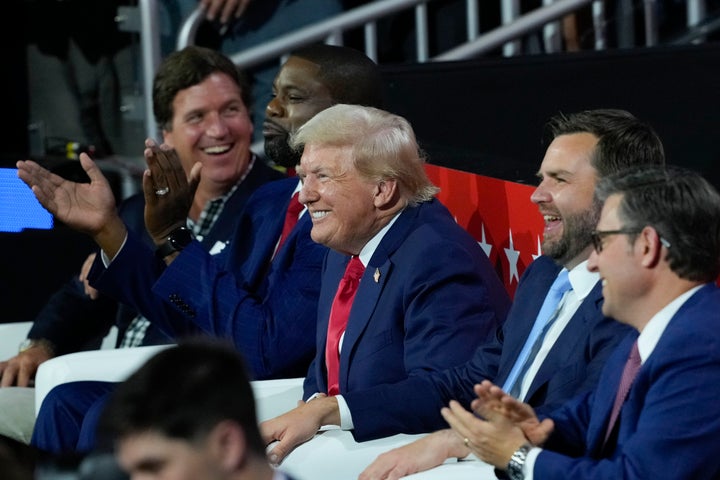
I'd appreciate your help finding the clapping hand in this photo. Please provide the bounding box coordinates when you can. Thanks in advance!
[142,139,200,244]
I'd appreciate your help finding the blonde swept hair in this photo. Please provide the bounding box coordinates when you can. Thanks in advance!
[290,104,439,206]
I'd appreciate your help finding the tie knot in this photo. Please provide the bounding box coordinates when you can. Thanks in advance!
[287,192,304,216]
[344,256,365,282]
[551,270,572,295]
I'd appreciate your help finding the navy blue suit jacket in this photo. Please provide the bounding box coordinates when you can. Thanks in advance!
[89,175,328,379]
[28,159,281,352]
[536,283,720,479]
[303,199,511,427]
[345,255,631,441]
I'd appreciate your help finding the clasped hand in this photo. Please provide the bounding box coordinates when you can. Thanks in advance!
[260,395,340,466]
[142,139,200,243]
[440,380,554,469]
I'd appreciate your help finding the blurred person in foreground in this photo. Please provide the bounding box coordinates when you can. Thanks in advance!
[98,339,298,480]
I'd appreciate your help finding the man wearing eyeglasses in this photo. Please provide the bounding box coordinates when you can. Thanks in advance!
[360,109,665,480]
[444,165,720,479]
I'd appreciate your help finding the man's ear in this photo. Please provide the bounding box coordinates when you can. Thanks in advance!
[639,226,664,268]
[209,420,248,471]
[162,130,173,147]
[373,179,399,208]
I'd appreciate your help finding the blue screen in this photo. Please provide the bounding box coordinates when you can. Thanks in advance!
[0,168,53,232]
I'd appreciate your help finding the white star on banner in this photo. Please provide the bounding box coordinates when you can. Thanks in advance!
[478,223,492,258]
[504,229,520,284]
[532,236,542,260]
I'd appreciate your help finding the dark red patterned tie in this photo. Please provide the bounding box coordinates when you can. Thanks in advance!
[325,256,365,396]
[603,340,641,446]
[275,192,303,255]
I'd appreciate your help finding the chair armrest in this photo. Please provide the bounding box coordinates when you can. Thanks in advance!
[0,322,118,363]
[250,377,304,422]
[0,322,33,360]
[34,345,304,422]
[34,345,174,415]
[34,345,303,419]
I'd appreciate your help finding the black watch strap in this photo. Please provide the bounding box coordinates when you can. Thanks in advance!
[155,226,193,259]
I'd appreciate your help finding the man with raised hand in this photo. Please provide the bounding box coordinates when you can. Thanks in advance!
[17,44,386,454]
[0,45,282,444]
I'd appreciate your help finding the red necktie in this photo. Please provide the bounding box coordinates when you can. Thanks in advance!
[603,340,641,446]
[275,192,303,255]
[325,256,365,396]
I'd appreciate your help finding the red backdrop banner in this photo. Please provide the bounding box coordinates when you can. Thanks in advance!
[425,164,544,298]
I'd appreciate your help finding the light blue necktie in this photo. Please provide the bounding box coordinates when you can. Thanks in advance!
[502,269,572,399]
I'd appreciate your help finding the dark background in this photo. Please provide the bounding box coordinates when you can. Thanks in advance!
[0,0,30,164]
[381,42,720,188]
[2,34,719,322]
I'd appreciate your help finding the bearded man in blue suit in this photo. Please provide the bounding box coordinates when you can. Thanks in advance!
[443,165,720,479]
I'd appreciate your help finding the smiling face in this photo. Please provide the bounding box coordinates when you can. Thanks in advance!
[587,193,645,326]
[297,143,383,255]
[263,56,335,169]
[162,72,253,194]
[531,132,601,269]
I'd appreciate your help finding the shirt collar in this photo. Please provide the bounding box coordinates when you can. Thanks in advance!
[566,259,600,301]
[637,284,705,362]
[357,209,404,267]
[188,153,256,238]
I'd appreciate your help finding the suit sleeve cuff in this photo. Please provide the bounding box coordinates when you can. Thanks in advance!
[101,232,128,265]
[336,395,354,430]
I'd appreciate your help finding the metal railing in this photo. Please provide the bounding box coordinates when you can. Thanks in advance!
[175,0,607,68]
[436,0,601,60]
[116,1,162,141]
[119,0,708,143]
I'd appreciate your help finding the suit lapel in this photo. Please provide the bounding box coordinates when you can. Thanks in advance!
[272,212,310,265]
[224,178,297,288]
[338,257,391,391]
[335,205,420,392]
[525,281,602,398]
[588,286,709,455]
[586,333,637,455]
[495,260,560,385]
[201,158,285,248]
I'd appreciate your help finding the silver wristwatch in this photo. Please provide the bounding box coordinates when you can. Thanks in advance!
[506,443,532,480]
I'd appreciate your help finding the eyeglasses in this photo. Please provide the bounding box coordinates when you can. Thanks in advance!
[591,228,672,253]
[590,229,641,253]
